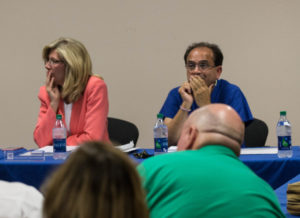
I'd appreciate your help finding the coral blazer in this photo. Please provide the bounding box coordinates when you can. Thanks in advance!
[34,76,109,147]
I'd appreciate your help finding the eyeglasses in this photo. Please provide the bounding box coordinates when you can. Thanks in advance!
[45,58,64,66]
[186,61,216,71]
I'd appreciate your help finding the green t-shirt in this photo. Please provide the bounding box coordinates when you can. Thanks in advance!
[137,145,284,218]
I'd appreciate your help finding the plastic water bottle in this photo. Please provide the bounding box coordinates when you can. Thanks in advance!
[154,113,168,155]
[276,111,292,158]
[53,114,67,160]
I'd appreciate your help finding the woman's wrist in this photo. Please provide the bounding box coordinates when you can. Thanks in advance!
[50,102,59,113]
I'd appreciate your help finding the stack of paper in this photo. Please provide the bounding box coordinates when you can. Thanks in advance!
[240,147,278,155]
[115,141,137,152]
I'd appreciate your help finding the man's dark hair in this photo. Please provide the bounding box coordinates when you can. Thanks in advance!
[184,42,223,66]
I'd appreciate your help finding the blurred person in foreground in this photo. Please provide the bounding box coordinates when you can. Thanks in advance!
[138,104,284,218]
[42,141,149,218]
[159,42,253,145]
[0,180,43,218]
[34,37,109,147]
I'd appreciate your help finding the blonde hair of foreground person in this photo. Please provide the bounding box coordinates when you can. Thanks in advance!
[43,37,102,103]
[42,141,149,218]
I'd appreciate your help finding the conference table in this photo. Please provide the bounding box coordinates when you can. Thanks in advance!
[0,149,65,189]
[131,146,300,190]
[239,146,300,189]
[0,146,300,191]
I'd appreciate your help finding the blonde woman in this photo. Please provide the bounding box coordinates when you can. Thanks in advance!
[42,141,149,218]
[34,37,109,147]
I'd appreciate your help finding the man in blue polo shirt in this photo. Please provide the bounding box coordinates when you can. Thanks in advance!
[159,42,253,145]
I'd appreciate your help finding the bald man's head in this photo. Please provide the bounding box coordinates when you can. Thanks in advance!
[177,104,244,156]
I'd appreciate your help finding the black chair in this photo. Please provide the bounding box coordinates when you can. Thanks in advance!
[107,117,139,146]
[244,118,268,147]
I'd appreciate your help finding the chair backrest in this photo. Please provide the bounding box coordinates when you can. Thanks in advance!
[244,118,268,147]
[107,117,139,146]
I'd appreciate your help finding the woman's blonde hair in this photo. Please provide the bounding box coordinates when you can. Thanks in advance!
[43,37,92,103]
[42,141,149,218]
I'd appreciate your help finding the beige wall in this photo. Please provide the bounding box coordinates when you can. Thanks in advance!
[0,0,299,149]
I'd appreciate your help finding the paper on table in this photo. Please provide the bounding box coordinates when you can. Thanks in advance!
[22,142,137,156]
[115,141,138,152]
[165,146,278,154]
[168,146,178,153]
[240,147,278,155]
[21,145,79,156]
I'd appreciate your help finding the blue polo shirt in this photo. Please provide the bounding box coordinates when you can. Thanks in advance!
[159,79,253,123]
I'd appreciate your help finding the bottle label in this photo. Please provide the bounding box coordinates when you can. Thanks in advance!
[278,136,291,150]
[154,137,168,153]
[53,138,66,152]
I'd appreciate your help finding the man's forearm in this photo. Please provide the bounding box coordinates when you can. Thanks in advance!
[164,108,190,146]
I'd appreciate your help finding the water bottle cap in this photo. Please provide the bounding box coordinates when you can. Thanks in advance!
[56,114,62,120]
[157,113,163,119]
[280,111,286,116]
